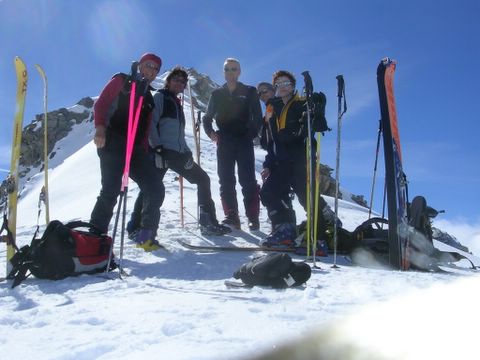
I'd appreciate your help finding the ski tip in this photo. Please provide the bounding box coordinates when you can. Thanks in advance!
[35,64,46,77]
[15,56,25,64]
[381,57,397,67]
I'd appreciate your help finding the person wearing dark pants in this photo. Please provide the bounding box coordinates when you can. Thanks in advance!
[216,133,260,228]
[203,58,263,230]
[260,70,338,247]
[90,53,163,251]
[128,67,230,237]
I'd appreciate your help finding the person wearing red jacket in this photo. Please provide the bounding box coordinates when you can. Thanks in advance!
[90,53,163,251]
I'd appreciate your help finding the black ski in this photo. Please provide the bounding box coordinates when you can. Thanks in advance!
[224,280,253,288]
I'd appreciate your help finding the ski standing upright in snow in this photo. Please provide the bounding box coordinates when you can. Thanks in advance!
[5,57,28,275]
[35,64,50,224]
[377,57,409,270]
[301,71,315,259]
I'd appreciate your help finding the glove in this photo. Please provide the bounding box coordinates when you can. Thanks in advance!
[153,146,167,169]
[182,151,194,170]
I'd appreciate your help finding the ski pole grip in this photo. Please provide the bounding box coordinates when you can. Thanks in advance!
[301,71,314,96]
[131,61,139,78]
[336,75,344,97]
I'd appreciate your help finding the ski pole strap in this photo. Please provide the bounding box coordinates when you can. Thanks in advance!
[336,75,347,116]
[301,71,314,97]
[1,213,18,251]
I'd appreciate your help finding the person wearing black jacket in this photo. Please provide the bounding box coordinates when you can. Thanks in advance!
[260,70,339,247]
[127,67,230,237]
[203,58,263,230]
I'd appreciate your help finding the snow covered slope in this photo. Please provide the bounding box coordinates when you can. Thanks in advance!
[1,97,479,360]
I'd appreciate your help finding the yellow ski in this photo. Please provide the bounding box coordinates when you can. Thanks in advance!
[6,57,28,274]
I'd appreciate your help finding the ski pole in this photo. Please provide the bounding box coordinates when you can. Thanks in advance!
[332,75,347,268]
[187,80,200,164]
[106,65,147,277]
[196,110,202,166]
[368,120,382,219]
[187,80,200,225]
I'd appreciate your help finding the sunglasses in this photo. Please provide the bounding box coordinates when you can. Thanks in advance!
[143,62,160,72]
[258,89,270,95]
[171,77,187,85]
[224,67,238,72]
[274,81,292,88]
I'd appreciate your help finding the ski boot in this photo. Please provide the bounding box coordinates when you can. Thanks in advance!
[260,223,297,248]
[222,211,241,230]
[199,207,231,236]
[131,228,162,252]
[126,219,138,240]
[248,218,260,231]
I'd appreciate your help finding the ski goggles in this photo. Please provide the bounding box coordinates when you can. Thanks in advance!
[274,81,293,88]
[143,62,160,72]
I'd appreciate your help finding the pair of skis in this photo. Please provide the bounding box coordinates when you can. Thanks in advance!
[4,57,50,275]
[376,58,409,270]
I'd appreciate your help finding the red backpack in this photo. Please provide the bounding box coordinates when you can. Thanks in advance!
[7,220,116,287]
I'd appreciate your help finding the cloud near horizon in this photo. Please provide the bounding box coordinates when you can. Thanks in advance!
[434,218,480,257]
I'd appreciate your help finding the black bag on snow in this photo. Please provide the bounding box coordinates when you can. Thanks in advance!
[350,217,390,267]
[407,196,465,270]
[233,253,311,288]
[349,197,468,270]
[7,220,116,288]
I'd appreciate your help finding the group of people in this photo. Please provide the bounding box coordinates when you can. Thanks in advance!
[89,53,338,252]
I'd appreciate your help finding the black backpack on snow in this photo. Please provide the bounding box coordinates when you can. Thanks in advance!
[7,220,116,288]
[233,253,311,288]
[349,197,469,270]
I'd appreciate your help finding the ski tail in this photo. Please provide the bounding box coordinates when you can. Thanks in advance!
[377,57,409,270]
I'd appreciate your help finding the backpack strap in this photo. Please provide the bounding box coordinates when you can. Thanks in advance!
[65,221,104,235]
[1,213,19,251]
[6,245,33,288]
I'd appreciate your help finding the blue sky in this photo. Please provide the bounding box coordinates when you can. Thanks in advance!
[1,0,479,224]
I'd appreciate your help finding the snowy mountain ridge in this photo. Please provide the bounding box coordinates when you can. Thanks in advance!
[1,67,479,360]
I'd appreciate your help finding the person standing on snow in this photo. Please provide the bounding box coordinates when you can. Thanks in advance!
[203,58,263,231]
[127,67,231,237]
[260,70,339,247]
[90,53,163,252]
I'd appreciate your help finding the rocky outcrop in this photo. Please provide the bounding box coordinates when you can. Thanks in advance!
[19,97,94,173]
